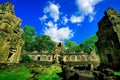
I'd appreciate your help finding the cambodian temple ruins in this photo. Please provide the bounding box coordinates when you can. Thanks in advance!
[0,2,24,63]
[96,8,120,63]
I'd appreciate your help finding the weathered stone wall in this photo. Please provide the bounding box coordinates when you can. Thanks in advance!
[96,8,120,63]
[28,42,100,68]
[63,51,99,62]
[0,2,24,63]
[29,50,100,68]
[29,54,53,62]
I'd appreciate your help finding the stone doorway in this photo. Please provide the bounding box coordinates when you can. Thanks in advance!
[38,57,40,60]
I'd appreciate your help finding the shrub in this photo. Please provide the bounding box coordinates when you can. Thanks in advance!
[20,54,33,63]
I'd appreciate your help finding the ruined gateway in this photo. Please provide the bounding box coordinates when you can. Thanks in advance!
[96,8,120,63]
[0,2,24,63]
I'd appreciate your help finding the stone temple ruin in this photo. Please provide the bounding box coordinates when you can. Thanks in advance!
[0,2,24,63]
[29,42,100,69]
[96,8,120,63]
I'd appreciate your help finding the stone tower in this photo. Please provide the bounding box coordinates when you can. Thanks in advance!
[96,8,120,63]
[54,42,65,63]
[0,2,24,63]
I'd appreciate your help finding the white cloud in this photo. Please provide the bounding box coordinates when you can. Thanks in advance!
[44,3,60,22]
[89,15,94,22]
[76,0,102,22]
[62,16,69,24]
[76,0,102,15]
[70,15,84,23]
[40,2,74,42]
[45,21,57,28]
[39,15,48,22]
[44,21,73,42]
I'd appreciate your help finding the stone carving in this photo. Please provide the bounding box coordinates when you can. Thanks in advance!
[0,2,24,63]
[96,7,120,63]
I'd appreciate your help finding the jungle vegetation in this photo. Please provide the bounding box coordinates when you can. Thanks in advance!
[22,26,98,54]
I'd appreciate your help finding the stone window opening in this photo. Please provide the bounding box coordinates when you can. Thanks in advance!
[38,56,40,60]
[8,53,13,59]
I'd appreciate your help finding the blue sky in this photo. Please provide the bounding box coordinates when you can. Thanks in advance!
[0,0,120,43]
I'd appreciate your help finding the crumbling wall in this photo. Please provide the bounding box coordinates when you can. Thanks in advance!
[96,8,120,63]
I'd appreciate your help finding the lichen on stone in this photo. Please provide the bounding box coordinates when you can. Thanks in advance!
[0,2,24,63]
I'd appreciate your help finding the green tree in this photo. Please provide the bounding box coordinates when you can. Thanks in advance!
[82,35,98,53]
[65,39,93,54]
[22,25,37,51]
[22,26,56,53]
[79,44,92,54]
[20,54,33,63]
[65,35,98,54]
[65,40,80,53]
[35,35,56,52]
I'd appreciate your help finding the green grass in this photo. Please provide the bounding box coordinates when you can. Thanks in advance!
[39,64,62,80]
[0,67,33,80]
[0,64,62,80]
[114,71,120,76]
[39,72,62,80]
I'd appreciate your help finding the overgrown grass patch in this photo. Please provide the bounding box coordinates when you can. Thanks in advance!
[0,67,33,80]
[39,64,62,80]
[0,64,63,80]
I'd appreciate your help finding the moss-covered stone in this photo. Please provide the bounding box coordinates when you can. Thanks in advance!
[0,2,24,63]
[96,7,120,63]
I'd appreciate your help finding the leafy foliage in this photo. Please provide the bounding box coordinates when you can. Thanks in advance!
[39,65,62,80]
[79,44,92,54]
[0,67,33,80]
[20,54,33,63]
[82,35,98,53]
[114,71,120,76]
[22,25,36,42]
[35,35,56,52]
[22,25,37,51]
[65,35,98,54]
[22,25,98,54]
[65,40,80,53]
[22,26,56,53]
[0,65,62,80]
